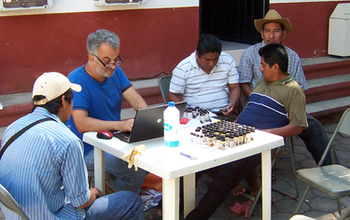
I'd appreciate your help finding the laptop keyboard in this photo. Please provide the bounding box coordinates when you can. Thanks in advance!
[113,131,131,142]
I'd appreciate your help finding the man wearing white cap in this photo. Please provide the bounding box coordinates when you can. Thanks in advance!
[0,72,143,219]
[236,9,338,196]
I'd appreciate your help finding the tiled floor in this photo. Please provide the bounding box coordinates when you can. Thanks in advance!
[1,122,350,220]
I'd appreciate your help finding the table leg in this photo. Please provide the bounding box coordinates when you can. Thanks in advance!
[162,178,180,220]
[183,173,196,217]
[261,150,272,220]
[94,147,105,193]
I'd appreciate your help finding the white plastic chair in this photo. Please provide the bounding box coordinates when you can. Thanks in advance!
[294,107,350,219]
[0,184,29,220]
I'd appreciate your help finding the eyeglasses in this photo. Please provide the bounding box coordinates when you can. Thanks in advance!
[93,54,123,68]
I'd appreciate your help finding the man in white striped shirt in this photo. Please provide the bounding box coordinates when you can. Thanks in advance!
[168,34,241,121]
[0,72,143,219]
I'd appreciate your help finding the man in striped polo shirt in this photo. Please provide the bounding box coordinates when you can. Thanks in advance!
[168,34,241,121]
[185,43,308,220]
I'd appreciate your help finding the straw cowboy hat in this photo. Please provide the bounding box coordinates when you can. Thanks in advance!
[254,9,292,34]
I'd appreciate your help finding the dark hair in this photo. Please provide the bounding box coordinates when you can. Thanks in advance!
[262,21,285,31]
[259,43,288,73]
[196,34,222,57]
[32,89,74,114]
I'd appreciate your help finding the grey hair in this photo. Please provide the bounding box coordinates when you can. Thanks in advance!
[86,29,120,55]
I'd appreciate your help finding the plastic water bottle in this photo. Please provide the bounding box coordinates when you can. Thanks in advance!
[163,101,180,147]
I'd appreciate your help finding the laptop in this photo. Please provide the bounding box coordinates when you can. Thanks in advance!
[113,101,187,143]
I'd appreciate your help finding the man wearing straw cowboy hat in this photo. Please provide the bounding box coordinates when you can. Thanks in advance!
[239,9,308,95]
[236,9,339,197]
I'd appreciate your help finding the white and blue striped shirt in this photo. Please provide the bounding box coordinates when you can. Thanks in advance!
[0,107,90,220]
[170,51,239,112]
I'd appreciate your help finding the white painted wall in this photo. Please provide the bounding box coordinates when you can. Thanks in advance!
[0,0,199,17]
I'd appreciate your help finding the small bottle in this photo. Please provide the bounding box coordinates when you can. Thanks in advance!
[225,134,231,148]
[195,106,200,116]
[242,129,247,144]
[229,134,235,148]
[220,136,226,150]
[183,109,189,119]
[200,112,206,123]
[250,127,256,141]
[239,131,244,145]
[204,110,211,122]
[234,132,239,146]
[208,134,215,147]
[215,135,222,149]
[163,101,180,147]
[195,127,202,136]
[204,133,209,146]
[190,132,196,143]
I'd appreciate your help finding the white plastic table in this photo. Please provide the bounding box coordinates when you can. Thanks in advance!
[83,119,284,220]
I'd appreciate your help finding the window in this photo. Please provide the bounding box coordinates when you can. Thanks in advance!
[1,0,52,10]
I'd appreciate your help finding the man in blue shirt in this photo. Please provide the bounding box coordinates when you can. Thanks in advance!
[0,72,143,219]
[66,29,148,194]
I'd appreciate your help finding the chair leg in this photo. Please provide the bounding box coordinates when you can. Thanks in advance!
[294,185,311,214]
[338,204,350,220]
[337,197,342,216]
[288,136,300,200]
[247,147,282,218]
[272,137,299,200]
[247,187,262,218]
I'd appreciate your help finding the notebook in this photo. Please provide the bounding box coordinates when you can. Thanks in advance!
[113,101,187,143]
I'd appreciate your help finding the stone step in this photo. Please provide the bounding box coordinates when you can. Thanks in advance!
[306,96,350,124]
[1,56,349,127]
[305,73,350,104]
[302,57,350,80]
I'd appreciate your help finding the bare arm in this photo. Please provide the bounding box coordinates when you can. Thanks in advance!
[263,124,303,138]
[72,110,135,132]
[78,188,104,209]
[240,83,253,98]
[223,83,241,116]
[122,86,148,111]
[72,87,147,133]
[168,91,182,103]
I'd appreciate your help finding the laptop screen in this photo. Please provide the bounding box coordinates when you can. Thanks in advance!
[115,101,187,143]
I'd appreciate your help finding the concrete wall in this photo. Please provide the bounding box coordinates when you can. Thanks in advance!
[1,0,350,96]
[0,1,199,95]
[271,0,350,58]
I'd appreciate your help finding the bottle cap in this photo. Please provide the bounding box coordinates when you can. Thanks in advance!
[168,101,175,107]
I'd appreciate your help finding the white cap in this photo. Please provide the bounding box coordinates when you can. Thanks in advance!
[32,72,81,105]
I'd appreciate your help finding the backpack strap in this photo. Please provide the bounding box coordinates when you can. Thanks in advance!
[0,117,54,160]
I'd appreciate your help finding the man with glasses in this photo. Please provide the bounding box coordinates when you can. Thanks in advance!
[66,29,148,194]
